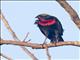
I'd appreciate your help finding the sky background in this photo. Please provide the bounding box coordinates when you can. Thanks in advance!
[1,1,80,60]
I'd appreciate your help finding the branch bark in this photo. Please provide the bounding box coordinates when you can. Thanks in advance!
[0,40,80,49]
[56,0,80,29]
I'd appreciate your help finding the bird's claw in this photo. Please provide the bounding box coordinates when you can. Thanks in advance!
[54,42,57,47]
[50,41,57,47]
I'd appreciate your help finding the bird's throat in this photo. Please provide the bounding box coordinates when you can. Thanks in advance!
[38,20,56,26]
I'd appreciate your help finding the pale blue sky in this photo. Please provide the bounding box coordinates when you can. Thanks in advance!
[1,1,80,60]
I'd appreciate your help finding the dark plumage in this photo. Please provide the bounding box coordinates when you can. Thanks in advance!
[35,14,64,43]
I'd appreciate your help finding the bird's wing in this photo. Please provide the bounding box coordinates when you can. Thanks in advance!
[38,25,49,37]
[56,20,64,35]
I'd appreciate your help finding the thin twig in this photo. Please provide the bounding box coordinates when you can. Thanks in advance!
[56,0,80,29]
[0,11,38,60]
[44,37,51,60]
[23,32,29,42]
[45,46,51,60]
[0,53,12,60]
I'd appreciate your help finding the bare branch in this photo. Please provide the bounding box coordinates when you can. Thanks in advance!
[0,53,12,60]
[0,12,38,60]
[0,40,80,49]
[45,45,51,60]
[56,0,80,29]
[43,37,51,60]
[23,32,29,42]
[20,47,38,60]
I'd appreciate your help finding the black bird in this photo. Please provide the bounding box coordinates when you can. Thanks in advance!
[35,14,64,43]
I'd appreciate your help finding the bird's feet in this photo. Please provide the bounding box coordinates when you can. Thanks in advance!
[50,41,57,47]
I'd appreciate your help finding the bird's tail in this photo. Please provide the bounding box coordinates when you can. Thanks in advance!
[58,36,64,42]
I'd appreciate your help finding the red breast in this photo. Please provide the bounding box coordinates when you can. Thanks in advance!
[38,19,56,26]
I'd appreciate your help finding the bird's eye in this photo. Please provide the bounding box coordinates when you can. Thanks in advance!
[34,20,39,24]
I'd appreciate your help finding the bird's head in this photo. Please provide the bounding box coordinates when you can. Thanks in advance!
[34,14,54,24]
[34,14,56,26]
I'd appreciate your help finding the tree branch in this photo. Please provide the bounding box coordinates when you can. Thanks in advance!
[56,0,80,29]
[43,37,51,60]
[0,40,80,49]
[0,11,38,60]
[45,45,51,60]
[0,53,12,60]
[23,32,29,42]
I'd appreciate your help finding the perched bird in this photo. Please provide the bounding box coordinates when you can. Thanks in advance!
[35,14,64,43]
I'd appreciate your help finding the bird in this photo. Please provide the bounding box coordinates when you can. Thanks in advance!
[34,14,64,43]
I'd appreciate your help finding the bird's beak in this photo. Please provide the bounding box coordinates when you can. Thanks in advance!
[35,15,39,18]
[35,16,40,24]
[34,20,39,24]
[34,22,37,24]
